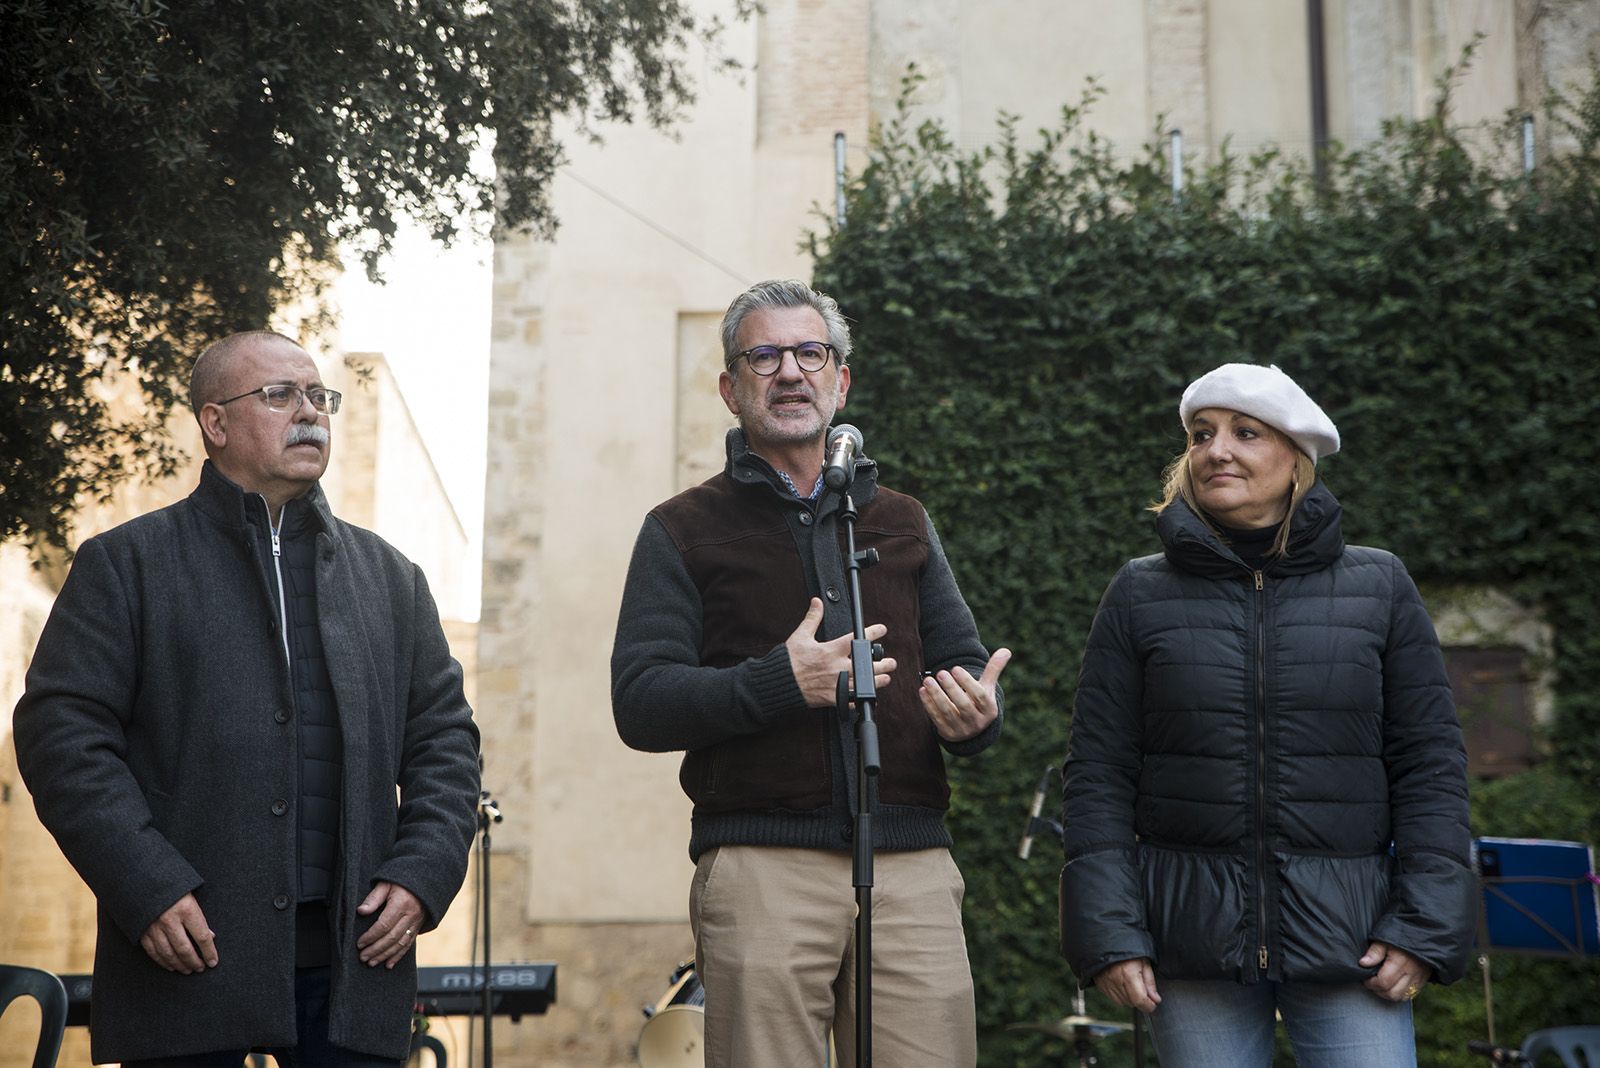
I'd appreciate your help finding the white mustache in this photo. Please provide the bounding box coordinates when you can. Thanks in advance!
[286,424,329,447]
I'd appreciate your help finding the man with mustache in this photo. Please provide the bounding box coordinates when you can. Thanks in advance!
[14,331,480,1066]
[612,280,1010,1067]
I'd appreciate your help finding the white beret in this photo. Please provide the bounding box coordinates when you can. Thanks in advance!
[1179,363,1341,463]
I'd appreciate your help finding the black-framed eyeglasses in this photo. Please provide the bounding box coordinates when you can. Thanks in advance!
[216,384,342,415]
[728,341,837,377]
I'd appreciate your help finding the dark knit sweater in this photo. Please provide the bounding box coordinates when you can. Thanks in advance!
[612,428,1002,861]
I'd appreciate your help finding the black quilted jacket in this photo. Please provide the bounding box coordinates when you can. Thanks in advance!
[1059,483,1475,987]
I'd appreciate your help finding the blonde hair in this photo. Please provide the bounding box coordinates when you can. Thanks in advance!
[1149,425,1318,559]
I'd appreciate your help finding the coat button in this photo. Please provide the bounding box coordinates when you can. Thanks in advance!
[271,799,288,816]
[274,709,289,724]
[798,512,814,526]
[273,894,289,910]
[841,823,853,841]
[825,586,841,603]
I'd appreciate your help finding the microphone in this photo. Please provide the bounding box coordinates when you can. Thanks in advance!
[823,424,863,491]
[1017,765,1054,860]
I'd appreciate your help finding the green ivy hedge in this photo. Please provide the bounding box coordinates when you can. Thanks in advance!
[811,69,1600,1067]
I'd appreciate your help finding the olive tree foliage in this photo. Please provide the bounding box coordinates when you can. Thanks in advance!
[2,0,744,546]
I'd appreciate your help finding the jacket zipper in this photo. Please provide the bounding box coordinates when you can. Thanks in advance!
[264,498,300,898]
[266,500,291,668]
[1253,567,1269,978]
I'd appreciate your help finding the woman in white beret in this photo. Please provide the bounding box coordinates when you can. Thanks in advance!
[1059,363,1476,1066]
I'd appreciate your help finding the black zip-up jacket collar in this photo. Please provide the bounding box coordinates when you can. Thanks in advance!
[1158,481,1345,580]
[192,459,335,545]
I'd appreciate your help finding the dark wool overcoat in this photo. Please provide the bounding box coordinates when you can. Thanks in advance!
[14,462,481,1062]
[1061,484,1476,989]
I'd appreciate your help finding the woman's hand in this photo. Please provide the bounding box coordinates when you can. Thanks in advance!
[1360,941,1431,1002]
[1094,957,1161,1013]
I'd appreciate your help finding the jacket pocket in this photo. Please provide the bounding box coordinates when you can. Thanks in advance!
[1141,843,1254,980]
[1275,851,1393,982]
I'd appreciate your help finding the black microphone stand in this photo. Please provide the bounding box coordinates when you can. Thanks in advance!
[831,476,881,1068]
[476,789,502,1068]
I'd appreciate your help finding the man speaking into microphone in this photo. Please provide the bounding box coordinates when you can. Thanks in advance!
[612,279,1010,1067]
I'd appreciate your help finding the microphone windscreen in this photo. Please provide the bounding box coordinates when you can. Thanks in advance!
[828,424,864,452]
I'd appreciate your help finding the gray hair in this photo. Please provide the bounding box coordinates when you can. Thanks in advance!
[720,280,852,370]
[189,330,301,412]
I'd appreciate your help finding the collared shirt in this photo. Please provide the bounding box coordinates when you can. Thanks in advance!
[777,469,826,502]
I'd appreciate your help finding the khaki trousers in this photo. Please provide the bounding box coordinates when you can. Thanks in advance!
[689,845,977,1068]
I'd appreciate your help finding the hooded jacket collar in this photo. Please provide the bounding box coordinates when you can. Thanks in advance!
[1158,481,1345,579]
[723,426,879,510]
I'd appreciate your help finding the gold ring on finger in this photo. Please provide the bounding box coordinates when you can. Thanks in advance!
[1403,984,1418,1001]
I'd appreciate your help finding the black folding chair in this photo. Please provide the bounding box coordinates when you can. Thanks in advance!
[0,964,68,1068]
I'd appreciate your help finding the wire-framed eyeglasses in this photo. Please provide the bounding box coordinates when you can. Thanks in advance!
[217,384,343,415]
[728,341,837,377]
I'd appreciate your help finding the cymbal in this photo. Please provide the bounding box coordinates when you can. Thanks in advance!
[1007,1015,1132,1041]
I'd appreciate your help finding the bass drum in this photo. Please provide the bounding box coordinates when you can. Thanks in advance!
[638,961,705,1068]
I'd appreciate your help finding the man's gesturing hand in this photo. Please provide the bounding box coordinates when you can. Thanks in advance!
[919,647,1012,742]
[785,597,897,708]
[356,881,426,968]
[140,892,218,974]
